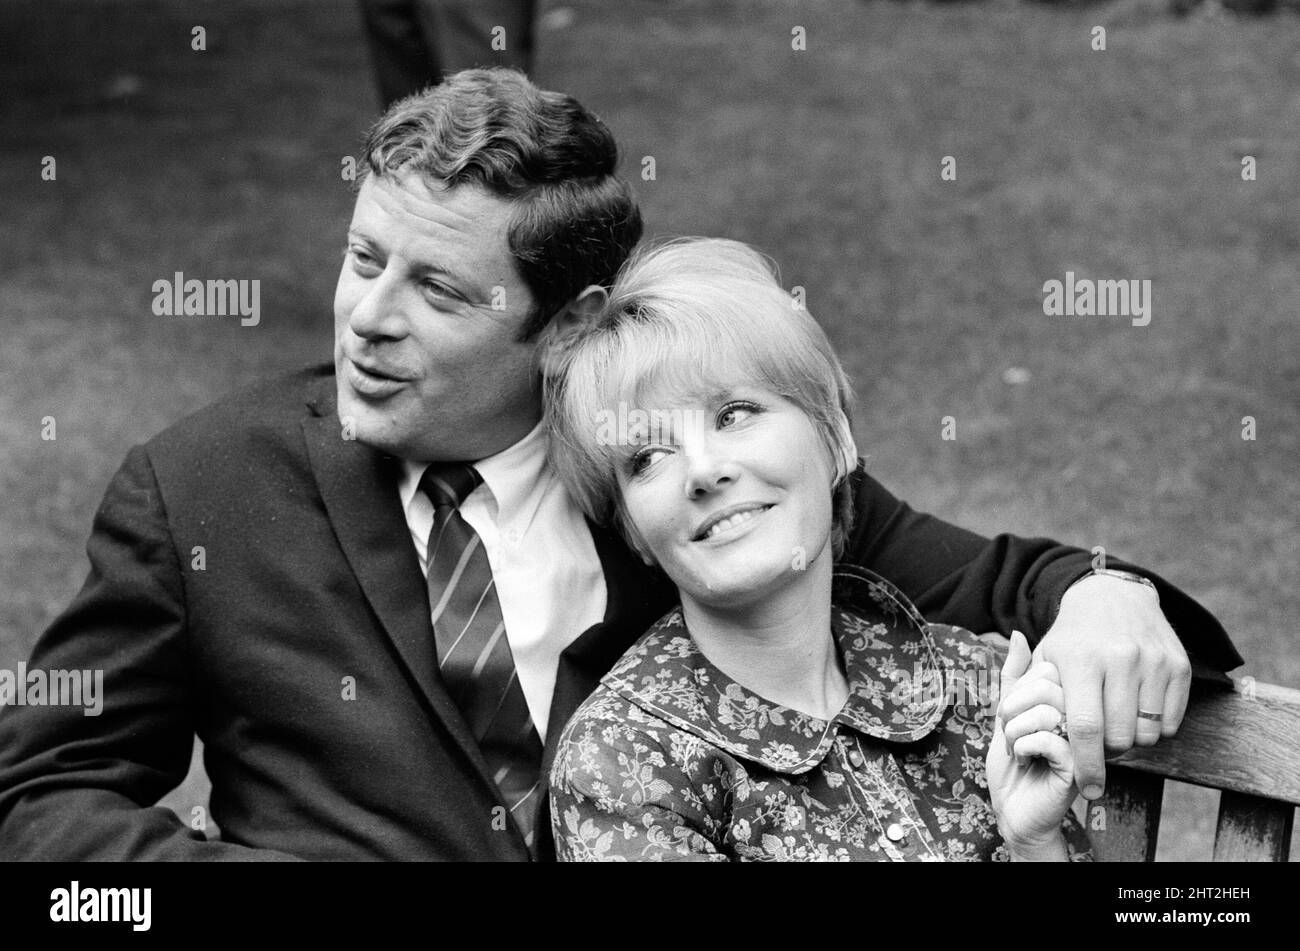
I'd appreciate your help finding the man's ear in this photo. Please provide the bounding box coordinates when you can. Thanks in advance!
[554,284,609,332]
[534,285,610,377]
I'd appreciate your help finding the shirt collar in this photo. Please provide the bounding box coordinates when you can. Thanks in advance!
[601,566,950,774]
[399,417,550,524]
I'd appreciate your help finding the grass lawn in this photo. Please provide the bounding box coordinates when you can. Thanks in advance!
[2,0,1297,860]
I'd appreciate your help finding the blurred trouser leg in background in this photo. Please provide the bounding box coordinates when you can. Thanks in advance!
[357,0,538,110]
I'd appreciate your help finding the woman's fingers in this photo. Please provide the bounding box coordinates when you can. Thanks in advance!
[1003,704,1066,749]
[996,631,1030,742]
[1012,731,1075,784]
[999,630,1033,699]
[997,675,1065,726]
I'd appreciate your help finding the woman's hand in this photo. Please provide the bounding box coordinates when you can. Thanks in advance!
[987,630,1078,860]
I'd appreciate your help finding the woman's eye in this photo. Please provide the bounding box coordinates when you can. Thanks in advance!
[718,401,758,429]
[630,446,670,475]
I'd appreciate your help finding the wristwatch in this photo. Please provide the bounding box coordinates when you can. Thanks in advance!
[1054,567,1159,623]
[1076,567,1159,599]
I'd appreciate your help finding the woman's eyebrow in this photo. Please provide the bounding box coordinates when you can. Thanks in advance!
[682,384,734,406]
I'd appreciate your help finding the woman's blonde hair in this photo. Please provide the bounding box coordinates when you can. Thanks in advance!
[542,237,858,559]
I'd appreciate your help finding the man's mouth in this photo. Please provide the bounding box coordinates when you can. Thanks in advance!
[691,503,774,542]
[346,358,411,398]
[351,357,410,381]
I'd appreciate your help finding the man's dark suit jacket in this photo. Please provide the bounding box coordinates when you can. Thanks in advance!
[0,364,1242,860]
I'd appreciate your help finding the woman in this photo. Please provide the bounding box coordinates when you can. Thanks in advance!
[542,238,1089,861]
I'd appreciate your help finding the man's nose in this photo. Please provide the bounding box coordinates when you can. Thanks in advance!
[348,268,408,341]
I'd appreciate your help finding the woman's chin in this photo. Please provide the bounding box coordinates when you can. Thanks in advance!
[676,552,811,610]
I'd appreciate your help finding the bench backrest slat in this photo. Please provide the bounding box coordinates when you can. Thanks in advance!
[1088,767,1164,862]
[1211,790,1295,862]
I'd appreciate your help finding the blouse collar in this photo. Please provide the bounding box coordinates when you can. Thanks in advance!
[601,566,949,774]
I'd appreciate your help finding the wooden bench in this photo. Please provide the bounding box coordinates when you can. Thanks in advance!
[1090,675,1300,861]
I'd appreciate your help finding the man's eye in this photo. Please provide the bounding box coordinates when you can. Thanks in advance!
[348,248,380,271]
[422,280,466,304]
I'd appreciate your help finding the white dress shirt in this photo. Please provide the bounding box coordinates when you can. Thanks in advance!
[398,421,607,740]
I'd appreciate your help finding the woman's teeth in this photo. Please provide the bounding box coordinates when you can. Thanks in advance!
[704,506,770,539]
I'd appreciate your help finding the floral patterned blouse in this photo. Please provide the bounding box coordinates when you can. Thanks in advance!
[549,566,1092,861]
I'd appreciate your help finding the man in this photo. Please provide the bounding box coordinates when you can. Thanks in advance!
[0,69,1241,861]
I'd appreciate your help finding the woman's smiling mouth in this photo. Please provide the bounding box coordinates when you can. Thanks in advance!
[692,503,774,542]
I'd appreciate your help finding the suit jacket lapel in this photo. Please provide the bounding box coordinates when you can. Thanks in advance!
[300,382,506,802]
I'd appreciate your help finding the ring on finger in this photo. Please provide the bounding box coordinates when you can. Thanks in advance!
[1049,713,1068,740]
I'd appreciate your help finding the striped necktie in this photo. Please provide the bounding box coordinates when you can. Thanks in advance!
[420,462,543,856]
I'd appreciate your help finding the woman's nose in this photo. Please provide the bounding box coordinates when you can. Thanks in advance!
[682,439,739,499]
